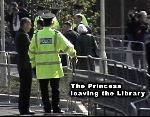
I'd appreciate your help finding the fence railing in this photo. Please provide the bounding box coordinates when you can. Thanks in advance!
[94,36,147,70]
[130,93,150,116]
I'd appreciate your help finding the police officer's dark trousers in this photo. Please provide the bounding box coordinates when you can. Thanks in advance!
[18,61,32,114]
[39,78,60,113]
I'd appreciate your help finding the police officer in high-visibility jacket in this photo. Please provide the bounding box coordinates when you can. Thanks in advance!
[51,16,60,30]
[28,12,77,113]
[33,5,44,31]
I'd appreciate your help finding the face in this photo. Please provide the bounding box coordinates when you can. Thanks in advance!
[139,15,147,22]
[11,4,19,13]
[24,20,32,33]
[74,15,82,24]
[62,24,68,32]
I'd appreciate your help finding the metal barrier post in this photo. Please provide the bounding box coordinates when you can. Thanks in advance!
[66,54,71,112]
[143,43,147,70]
[130,102,138,116]
[0,51,7,87]
[69,55,78,113]
[7,52,11,104]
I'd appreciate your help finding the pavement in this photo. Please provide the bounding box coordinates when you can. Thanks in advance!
[0,108,84,116]
[0,106,84,116]
[0,94,88,116]
[0,102,87,116]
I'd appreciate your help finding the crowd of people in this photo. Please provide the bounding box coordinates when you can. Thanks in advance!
[4,1,98,115]
[125,7,150,69]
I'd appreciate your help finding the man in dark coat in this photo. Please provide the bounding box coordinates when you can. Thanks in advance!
[15,17,34,115]
[76,24,98,71]
[125,10,149,68]
[61,21,78,66]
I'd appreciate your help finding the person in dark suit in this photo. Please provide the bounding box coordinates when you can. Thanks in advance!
[15,17,34,115]
[62,21,78,47]
[61,21,78,66]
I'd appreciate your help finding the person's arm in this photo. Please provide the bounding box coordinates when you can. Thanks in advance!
[56,31,77,58]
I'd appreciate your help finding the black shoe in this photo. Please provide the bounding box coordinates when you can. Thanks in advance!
[20,111,35,115]
[44,110,51,114]
[53,109,63,113]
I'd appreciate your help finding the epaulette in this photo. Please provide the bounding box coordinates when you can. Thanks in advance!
[54,29,59,33]
[87,34,92,36]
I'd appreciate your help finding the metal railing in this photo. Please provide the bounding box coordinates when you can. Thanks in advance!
[94,35,147,70]
[130,93,150,116]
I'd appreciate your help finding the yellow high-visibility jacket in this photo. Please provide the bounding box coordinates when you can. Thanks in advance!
[73,13,89,29]
[80,14,89,27]
[34,16,42,30]
[28,27,76,79]
[51,17,60,30]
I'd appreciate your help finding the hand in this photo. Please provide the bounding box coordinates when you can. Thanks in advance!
[32,68,36,76]
[71,56,78,73]
[71,56,78,64]
[137,30,141,34]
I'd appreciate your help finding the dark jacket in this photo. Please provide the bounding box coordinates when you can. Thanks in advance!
[63,29,78,49]
[76,33,98,57]
[15,29,31,68]
[126,19,149,51]
[61,29,78,66]
[76,33,98,70]
[15,28,33,113]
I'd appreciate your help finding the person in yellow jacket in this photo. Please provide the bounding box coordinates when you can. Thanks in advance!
[75,13,88,27]
[28,12,77,113]
[50,9,60,30]
[73,4,89,29]
[33,5,44,31]
[51,16,60,30]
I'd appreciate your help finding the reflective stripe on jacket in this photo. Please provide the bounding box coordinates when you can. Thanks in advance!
[34,16,42,30]
[28,27,76,79]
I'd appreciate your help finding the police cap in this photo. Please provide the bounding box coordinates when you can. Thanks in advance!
[41,12,55,19]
